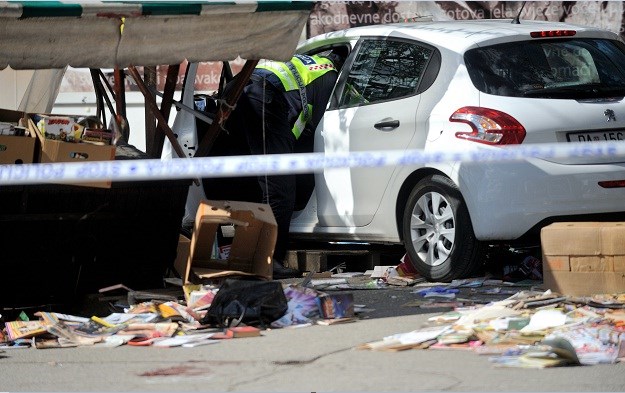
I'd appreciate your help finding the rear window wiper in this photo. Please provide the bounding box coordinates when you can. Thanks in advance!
[523,84,625,98]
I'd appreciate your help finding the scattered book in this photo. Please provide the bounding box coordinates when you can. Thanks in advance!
[183,284,203,305]
[225,326,261,338]
[316,293,354,319]
[5,321,48,340]
[331,272,365,278]
[189,291,216,310]
[151,333,218,347]
[35,312,90,325]
[74,317,127,337]
[158,302,194,322]
[46,321,104,346]
[34,338,79,349]
[386,276,426,286]
[316,317,355,326]
[429,340,483,350]
[210,332,233,340]
[357,338,436,352]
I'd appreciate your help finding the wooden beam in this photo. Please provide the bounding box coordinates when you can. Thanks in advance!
[156,64,180,156]
[194,59,259,158]
[94,70,117,125]
[127,65,188,161]
[113,66,129,143]
[143,66,158,157]
[89,68,107,126]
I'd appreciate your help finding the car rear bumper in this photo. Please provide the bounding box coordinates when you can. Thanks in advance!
[457,158,625,240]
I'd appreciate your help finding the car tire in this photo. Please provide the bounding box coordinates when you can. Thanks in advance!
[402,174,481,282]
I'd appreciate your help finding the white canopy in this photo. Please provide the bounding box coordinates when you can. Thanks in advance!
[0,1,313,69]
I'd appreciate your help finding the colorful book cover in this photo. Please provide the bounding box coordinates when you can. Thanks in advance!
[73,317,127,337]
[226,326,261,338]
[5,321,48,340]
[316,293,355,319]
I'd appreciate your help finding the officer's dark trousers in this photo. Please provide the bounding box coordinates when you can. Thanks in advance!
[205,79,296,263]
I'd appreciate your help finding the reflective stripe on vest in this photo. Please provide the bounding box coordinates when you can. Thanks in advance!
[292,104,312,140]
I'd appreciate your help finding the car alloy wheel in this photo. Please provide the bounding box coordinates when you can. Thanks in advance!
[402,174,481,282]
[410,190,455,268]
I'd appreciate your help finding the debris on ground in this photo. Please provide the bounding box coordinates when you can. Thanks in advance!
[0,276,365,349]
[374,253,427,287]
[358,288,625,367]
[2,245,622,368]
[0,251,427,349]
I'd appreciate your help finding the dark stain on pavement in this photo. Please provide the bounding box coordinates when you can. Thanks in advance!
[138,365,212,377]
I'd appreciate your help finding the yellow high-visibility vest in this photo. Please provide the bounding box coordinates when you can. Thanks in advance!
[257,54,335,138]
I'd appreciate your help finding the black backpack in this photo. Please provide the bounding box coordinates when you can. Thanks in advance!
[200,278,288,328]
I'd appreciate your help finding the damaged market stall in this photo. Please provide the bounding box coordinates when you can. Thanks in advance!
[0,1,313,309]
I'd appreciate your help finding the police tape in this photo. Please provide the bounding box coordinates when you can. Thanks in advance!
[1,141,625,185]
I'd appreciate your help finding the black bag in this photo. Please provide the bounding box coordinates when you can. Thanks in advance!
[201,278,288,328]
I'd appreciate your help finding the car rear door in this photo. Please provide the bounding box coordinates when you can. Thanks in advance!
[314,38,435,227]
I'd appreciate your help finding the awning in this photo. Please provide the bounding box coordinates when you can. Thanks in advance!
[0,1,313,70]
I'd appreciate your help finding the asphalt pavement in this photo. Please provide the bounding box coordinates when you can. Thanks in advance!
[1,277,624,392]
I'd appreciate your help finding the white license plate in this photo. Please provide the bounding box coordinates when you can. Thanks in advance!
[566,130,625,142]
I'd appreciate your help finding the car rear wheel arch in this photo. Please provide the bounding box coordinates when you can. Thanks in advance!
[400,173,482,282]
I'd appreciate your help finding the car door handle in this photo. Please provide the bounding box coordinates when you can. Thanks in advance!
[374,119,400,130]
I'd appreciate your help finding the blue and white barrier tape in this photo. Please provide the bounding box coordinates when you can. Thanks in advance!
[1,141,624,185]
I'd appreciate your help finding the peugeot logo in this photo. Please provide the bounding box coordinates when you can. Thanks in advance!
[604,109,617,122]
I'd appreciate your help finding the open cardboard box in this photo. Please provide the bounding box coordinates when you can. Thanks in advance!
[183,200,276,283]
[27,115,116,188]
[0,108,37,164]
[541,222,625,296]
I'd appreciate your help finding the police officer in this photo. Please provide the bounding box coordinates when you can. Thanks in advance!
[205,53,341,279]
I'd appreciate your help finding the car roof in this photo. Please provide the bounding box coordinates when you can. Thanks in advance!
[300,19,620,53]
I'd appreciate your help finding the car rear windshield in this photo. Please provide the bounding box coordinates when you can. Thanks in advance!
[465,38,625,99]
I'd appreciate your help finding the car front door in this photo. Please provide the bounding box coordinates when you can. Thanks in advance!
[315,38,434,227]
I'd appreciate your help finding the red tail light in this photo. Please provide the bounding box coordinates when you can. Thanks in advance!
[451,107,526,145]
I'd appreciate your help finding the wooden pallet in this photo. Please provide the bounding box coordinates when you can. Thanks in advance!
[284,246,404,273]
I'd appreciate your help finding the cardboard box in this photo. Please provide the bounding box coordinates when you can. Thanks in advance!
[173,234,191,279]
[541,222,625,296]
[183,200,277,283]
[0,109,37,164]
[28,116,116,188]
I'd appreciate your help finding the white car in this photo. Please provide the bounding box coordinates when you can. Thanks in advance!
[289,19,625,282]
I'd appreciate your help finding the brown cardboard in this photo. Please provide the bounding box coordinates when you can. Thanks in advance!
[542,255,570,271]
[541,222,625,296]
[540,222,603,256]
[600,223,625,255]
[28,117,116,188]
[0,108,37,164]
[173,234,191,279]
[184,200,276,283]
[615,257,625,272]
[0,134,37,164]
[570,256,613,272]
